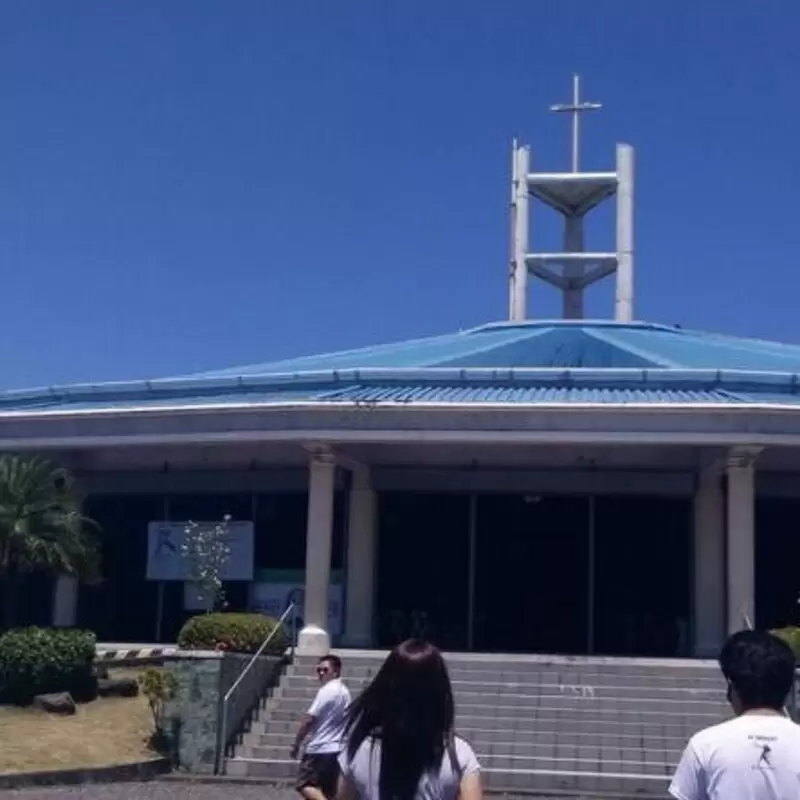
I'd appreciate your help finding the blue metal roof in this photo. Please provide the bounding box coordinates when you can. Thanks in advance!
[6,320,800,414]
[186,320,800,375]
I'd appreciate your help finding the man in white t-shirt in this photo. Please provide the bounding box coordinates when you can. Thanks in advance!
[291,654,352,800]
[670,629,800,800]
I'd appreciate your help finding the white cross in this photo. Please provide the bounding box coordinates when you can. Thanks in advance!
[549,74,602,173]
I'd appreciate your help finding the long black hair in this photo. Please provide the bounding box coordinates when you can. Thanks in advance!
[344,639,455,800]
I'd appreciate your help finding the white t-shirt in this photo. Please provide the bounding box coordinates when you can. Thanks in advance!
[669,713,800,800]
[339,735,480,800]
[304,677,352,755]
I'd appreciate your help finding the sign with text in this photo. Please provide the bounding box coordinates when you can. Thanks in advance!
[249,569,343,636]
[146,520,254,582]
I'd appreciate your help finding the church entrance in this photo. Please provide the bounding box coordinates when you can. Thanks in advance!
[472,494,589,653]
[375,493,470,650]
[374,490,691,656]
[592,496,691,656]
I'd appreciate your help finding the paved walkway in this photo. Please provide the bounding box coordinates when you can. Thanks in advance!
[0,781,588,799]
[1,783,295,800]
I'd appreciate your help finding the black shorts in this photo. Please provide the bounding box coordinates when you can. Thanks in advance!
[296,752,340,798]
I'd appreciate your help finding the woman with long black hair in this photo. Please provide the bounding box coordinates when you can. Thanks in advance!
[336,639,482,800]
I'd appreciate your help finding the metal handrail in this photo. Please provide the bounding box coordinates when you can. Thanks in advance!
[216,603,298,774]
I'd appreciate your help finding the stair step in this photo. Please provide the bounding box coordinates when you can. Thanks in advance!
[239,742,683,770]
[293,653,716,675]
[242,729,690,752]
[231,651,722,798]
[259,698,724,722]
[273,684,726,710]
[279,674,724,698]
[287,663,721,687]
[249,715,706,738]
[225,757,672,796]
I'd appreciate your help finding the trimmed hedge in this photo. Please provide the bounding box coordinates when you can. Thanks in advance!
[0,627,96,705]
[177,612,288,655]
[773,627,800,662]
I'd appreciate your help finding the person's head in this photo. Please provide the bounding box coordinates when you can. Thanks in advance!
[316,654,342,685]
[345,639,454,800]
[719,630,795,715]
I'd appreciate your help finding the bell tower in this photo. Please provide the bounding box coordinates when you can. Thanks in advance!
[508,75,635,321]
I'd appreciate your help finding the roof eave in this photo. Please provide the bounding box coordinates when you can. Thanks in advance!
[2,402,800,451]
[2,366,800,414]
[3,397,800,422]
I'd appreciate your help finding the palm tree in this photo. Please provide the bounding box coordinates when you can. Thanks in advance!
[0,454,100,629]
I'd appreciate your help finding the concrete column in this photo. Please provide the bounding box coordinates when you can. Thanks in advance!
[509,143,530,321]
[52,575,79,628]
[343,468,377,647]
[726,447,760,634]
[562,215,585,319]
[693,466,725,656]
[297,451,336,654]
[615,143,635,322]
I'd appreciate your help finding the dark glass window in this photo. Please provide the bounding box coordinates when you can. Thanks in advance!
[377,493,470,650]
[593,496,691,657]
[756,498,800,630]
[80,494,164,641]
[474,494,590,654]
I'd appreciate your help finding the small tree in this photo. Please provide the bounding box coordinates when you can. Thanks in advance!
[180,515,232,612]
[138,667,179,752]
[0,454,100,629]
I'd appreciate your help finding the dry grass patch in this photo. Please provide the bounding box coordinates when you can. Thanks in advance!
[0,670,158,775]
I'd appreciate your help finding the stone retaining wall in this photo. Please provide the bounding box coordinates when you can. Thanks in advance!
[162,651,284,775]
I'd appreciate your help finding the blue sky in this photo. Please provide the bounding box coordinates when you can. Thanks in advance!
[1,1,798,388]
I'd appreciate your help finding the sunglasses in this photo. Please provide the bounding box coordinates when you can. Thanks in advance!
[316,666,331,675]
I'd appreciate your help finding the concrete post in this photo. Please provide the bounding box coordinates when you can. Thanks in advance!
[297,451,337,654]
[615,143,634,322]
[563,215,585,319]
[52,575,79,627]
[343,468,377,647]
[693,466,725,656]
[726,448,760,634]
[509,143,530,321]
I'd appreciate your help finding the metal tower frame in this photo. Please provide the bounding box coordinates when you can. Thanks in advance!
[508,75,635,322]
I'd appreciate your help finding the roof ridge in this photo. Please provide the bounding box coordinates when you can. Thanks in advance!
[582,327,683,368]
[179,328,473,379]
[684,327,800,351]
[470,319,680,334]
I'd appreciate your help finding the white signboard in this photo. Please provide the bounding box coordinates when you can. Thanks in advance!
[249,574,343,637]
[146,521,254,582]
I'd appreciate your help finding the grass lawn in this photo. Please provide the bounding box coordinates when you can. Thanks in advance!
[0,669,159,775]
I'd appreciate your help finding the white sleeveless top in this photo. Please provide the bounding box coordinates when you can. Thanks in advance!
[339,736,480,800]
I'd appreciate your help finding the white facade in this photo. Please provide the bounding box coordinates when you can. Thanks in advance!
[287,445,762,656]
[692,464,725,656]
[3,394,797,655]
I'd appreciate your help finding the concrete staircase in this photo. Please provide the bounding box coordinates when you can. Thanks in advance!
[226,650,729,797]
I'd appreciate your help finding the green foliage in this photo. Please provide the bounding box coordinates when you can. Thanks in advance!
[0,454,100,628]
[138,667,179,734]
[0,626,96,705]
[773,627,800,662]
[177,612,288,654]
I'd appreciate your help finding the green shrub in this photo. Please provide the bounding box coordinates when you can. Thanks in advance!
[0,627,96,705]
[177,612,287,655]
[773,627,800,662]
